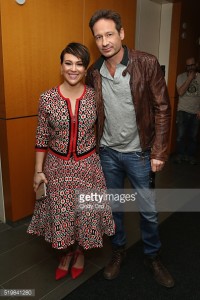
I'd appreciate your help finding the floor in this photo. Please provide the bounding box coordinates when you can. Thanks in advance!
[0,153,200,300]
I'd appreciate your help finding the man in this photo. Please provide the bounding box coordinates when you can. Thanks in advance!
[174,57,200,165]
[86,9,174,288]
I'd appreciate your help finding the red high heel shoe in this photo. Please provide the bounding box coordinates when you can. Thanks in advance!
[71,248,84,279]
[55,252,73,280]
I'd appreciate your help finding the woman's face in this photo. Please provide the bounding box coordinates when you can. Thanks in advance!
[61,53,86,86]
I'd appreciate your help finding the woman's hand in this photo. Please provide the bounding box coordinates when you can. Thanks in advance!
[33,172,48,192]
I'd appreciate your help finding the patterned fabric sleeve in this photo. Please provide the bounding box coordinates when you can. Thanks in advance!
[35,94,50,151]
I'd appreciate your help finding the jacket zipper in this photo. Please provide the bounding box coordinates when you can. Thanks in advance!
[71,115,76,155]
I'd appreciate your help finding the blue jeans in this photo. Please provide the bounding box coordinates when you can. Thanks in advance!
[176,110,200,157]
[99,146,161,256]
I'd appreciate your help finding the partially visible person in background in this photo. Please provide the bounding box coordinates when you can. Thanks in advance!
[27,42,115,281]
[174,57,200,165]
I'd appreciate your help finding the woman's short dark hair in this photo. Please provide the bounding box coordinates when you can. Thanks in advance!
[60,42,90,68]
[89,9,122,34]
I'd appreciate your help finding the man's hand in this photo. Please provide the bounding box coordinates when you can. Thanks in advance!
[188,70,196,81]
[151,159,165,172]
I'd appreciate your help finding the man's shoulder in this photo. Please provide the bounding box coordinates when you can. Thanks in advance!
[128,48,158,65]
[128,48,156,58]
[177,72,187,81]
[196,72,200,81]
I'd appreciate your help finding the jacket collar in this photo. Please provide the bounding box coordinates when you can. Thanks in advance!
[93,45,128,70]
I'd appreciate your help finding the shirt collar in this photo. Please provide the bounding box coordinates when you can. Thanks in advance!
[94,45,128,70]
[121,45,128,66]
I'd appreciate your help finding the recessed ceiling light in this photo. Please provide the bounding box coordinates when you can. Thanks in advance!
[16,0,26,5]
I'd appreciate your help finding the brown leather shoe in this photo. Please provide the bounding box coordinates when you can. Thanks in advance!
[144,256,175,288]
[103,248,126,280]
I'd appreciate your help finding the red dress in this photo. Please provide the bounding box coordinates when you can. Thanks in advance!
[27,85,115,249]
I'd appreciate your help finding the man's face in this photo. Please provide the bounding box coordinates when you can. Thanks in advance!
[92,18,124,58]
[186,58,196,73]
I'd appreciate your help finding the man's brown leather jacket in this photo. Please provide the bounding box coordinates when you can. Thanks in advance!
[86,46,171,161]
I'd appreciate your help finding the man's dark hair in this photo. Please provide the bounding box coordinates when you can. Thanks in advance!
[89,9,122,35]
[60,42,90,68]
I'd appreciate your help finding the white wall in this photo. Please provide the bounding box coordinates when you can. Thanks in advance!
[159,3,173,83]
[135,0,161,57]
[135,0,173,83]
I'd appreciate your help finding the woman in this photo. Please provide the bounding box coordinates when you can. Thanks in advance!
[27,42,115,280]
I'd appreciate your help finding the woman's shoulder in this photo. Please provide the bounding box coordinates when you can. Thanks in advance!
[40,86,58,98]
[85,85,95,95]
